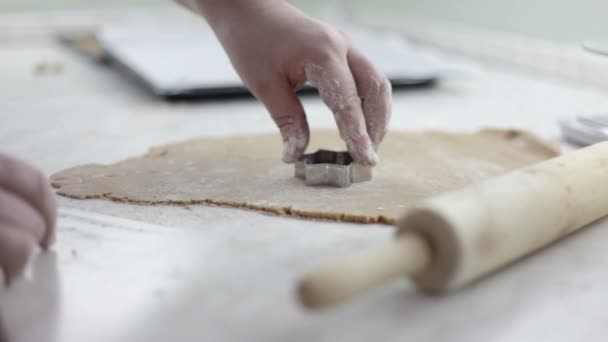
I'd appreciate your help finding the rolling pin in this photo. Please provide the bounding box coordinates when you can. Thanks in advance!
[298,141,608,309]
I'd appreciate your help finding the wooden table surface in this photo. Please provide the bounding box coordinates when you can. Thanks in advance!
[2,9,608,342]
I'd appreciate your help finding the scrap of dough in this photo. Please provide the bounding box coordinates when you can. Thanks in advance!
[51,129,559,225]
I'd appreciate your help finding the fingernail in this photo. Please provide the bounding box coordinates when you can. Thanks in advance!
[282,138,298,163]
[369,126,389,153]
[41,223,56,250]
[41,192,58,249]
[359,136,379,165]
[281,129,308,164]
[365,148,379,166]
[347,140,378,166]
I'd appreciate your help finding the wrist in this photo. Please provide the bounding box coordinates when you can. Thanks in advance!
[187,0,282,40]
[190,0,275,23]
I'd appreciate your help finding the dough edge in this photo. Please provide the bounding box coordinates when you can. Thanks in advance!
[50,128,560,226]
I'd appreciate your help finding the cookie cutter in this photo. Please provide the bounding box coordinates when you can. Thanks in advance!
[294,149,372,188]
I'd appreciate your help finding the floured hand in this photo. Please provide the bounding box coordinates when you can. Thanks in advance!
[0,153,56,284]
[176,0,392,165]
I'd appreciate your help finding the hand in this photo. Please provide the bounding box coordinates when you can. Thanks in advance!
[178,0,392,165]
[0,153,57,284]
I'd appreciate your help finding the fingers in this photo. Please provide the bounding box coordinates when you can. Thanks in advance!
[347,47,392,150]
[0,154,57,249]
[304,60,377,166]
[0,224,36,285]
[254,80,310,163]
[0,189,47,243]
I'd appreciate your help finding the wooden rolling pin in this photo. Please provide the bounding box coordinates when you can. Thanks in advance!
[298,141,608,309]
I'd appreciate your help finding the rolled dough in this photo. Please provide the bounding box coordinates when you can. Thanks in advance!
[51,129,559,225]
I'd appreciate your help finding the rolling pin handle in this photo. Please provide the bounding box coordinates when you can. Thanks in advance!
[297,232,432,310]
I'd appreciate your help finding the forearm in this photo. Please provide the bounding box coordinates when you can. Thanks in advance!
[175,0,280,27]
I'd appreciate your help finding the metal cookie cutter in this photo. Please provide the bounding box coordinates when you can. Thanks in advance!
[295,149,372,188]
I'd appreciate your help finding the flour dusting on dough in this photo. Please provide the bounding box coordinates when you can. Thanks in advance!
[50,129,559,225]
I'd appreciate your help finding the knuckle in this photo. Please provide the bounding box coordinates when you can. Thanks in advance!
[309,28,347,63]
[273,113,297,130]
[315,27,345,49]
[0,187,45,236]
[0,156,36,194]
[0,153,31,180]
[0,153,19,179]
[311,49,337,66]
[0,153,51,213]
[337,29,352,43]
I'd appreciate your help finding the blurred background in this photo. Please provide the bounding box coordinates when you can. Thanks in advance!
[350,0,608,42]
[1,0,607,42]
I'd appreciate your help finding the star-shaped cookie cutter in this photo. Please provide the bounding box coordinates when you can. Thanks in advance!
[294,149,373,188]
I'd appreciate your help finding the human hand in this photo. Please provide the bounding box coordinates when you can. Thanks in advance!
[0,153,57,284]
[178,0,392,165]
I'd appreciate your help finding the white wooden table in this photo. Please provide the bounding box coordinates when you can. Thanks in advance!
[2,9,608,342]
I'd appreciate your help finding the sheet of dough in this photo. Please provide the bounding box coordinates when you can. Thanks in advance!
[51,129,559,224]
